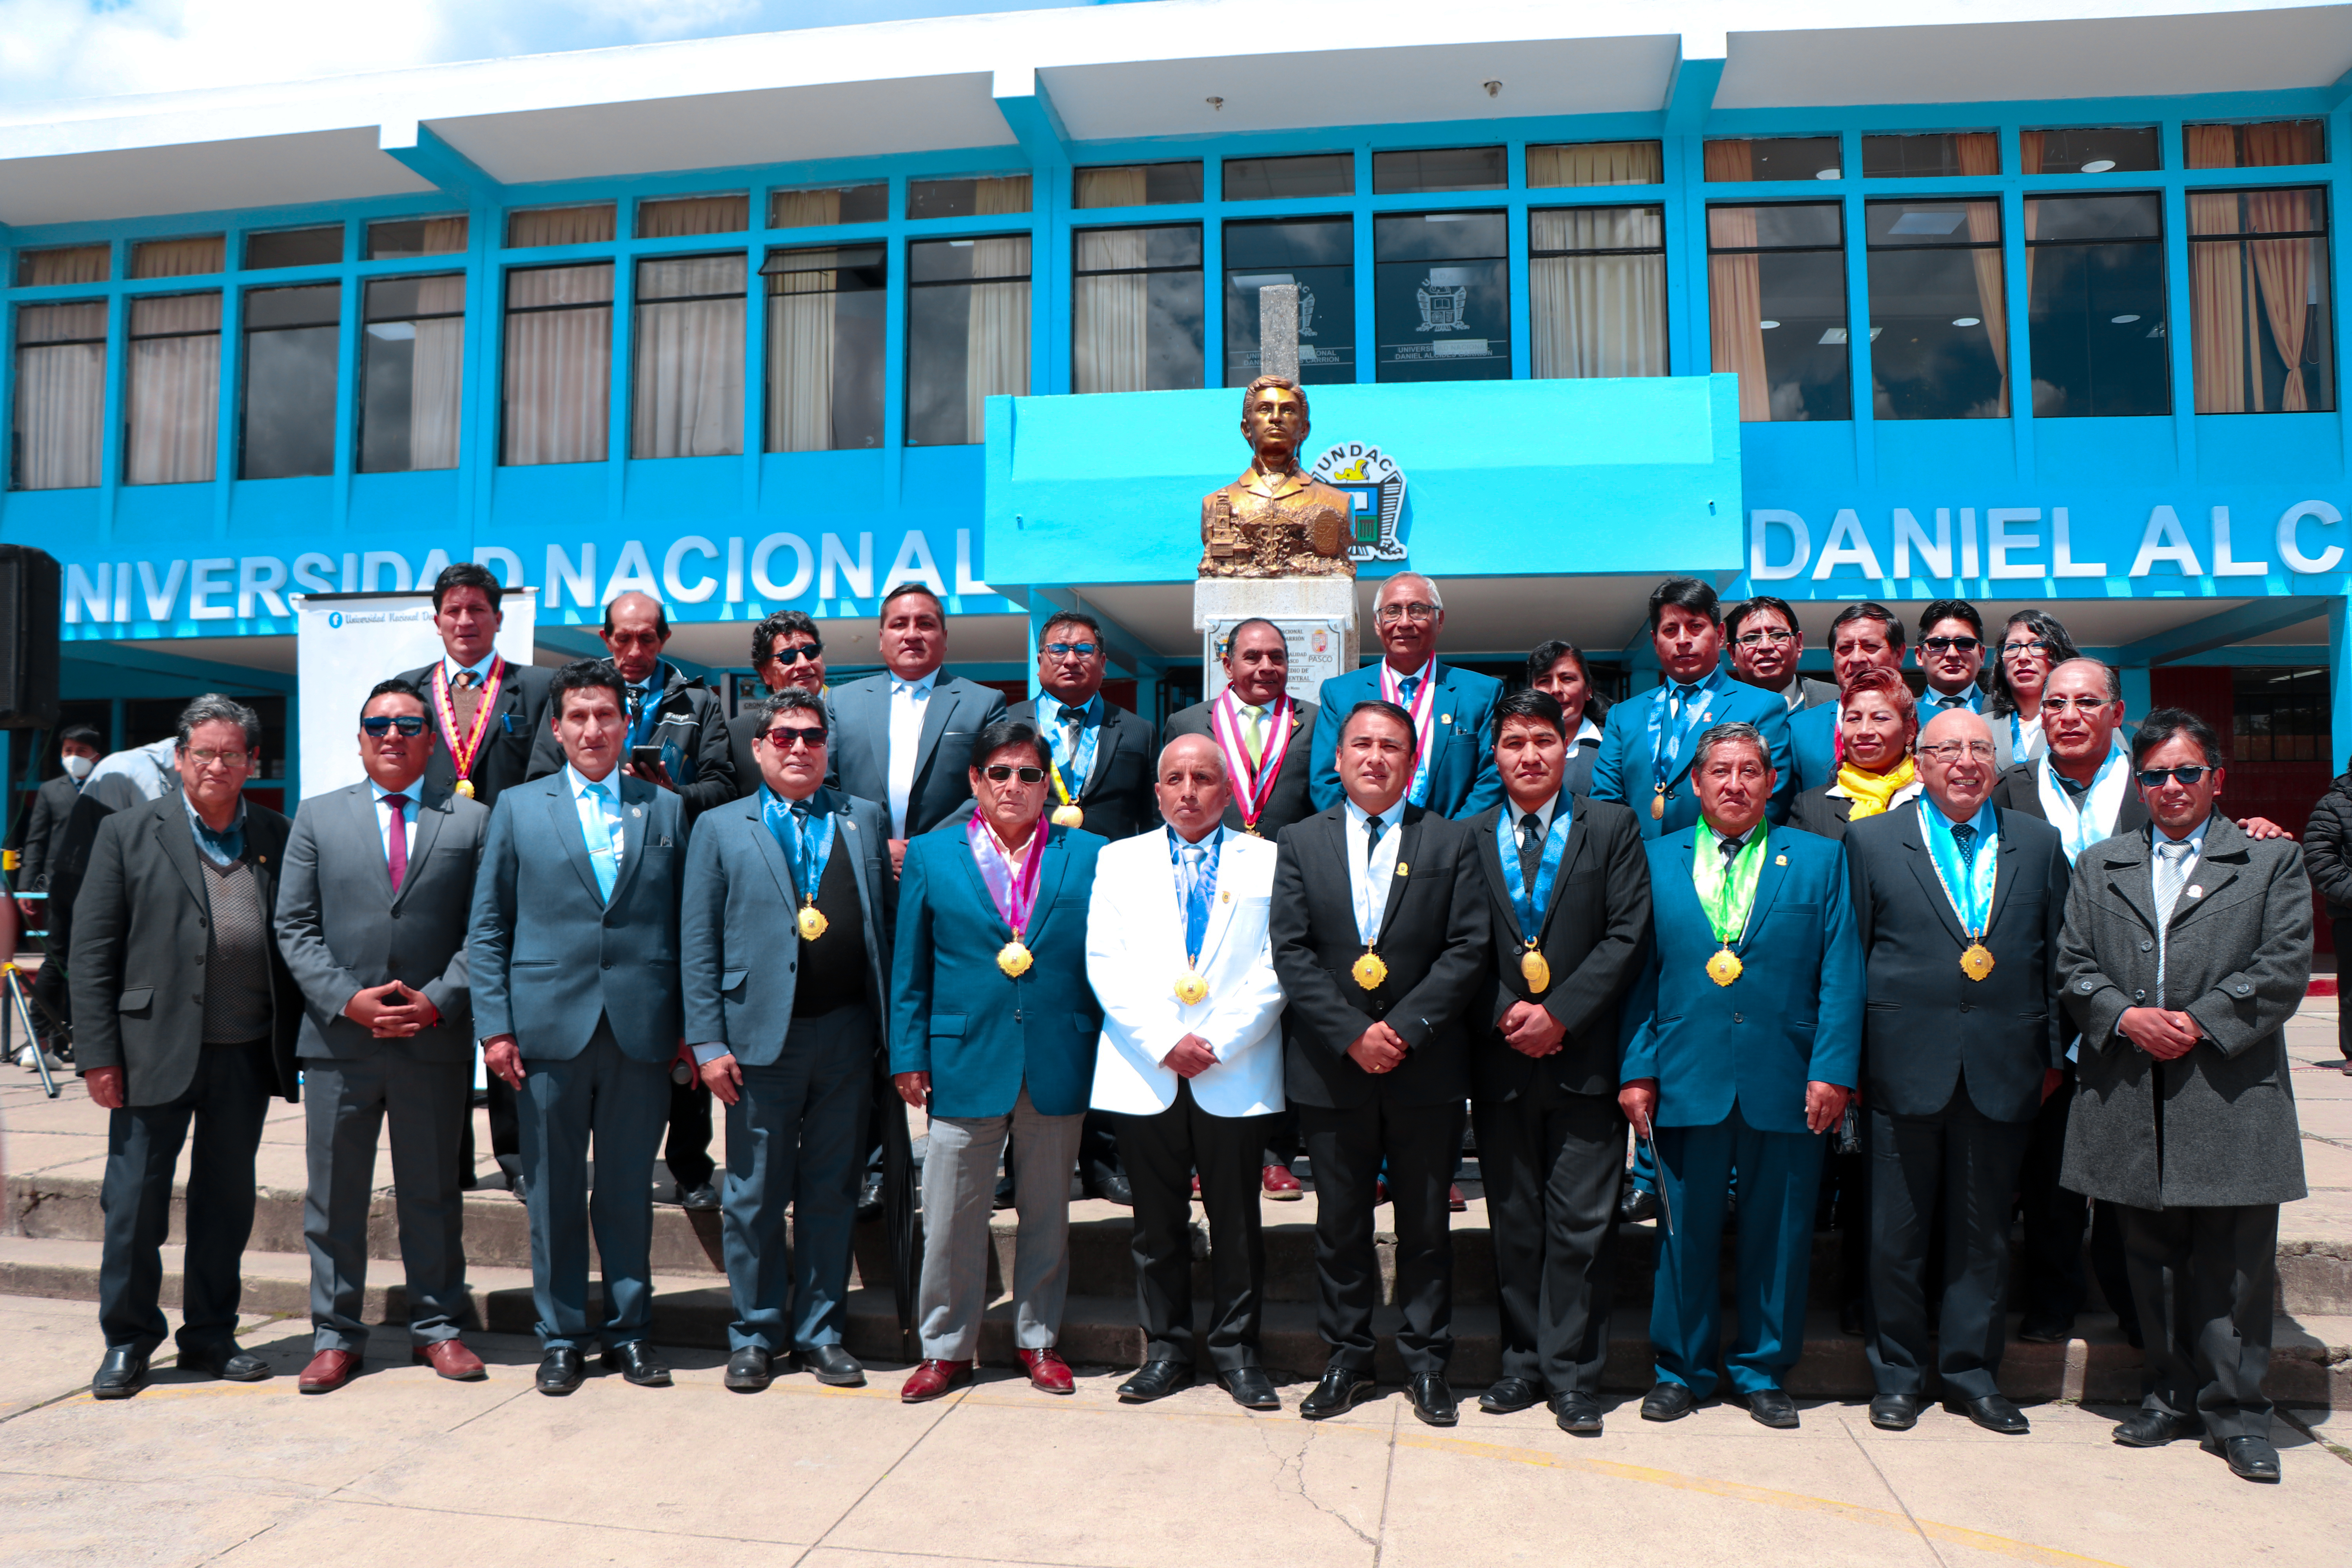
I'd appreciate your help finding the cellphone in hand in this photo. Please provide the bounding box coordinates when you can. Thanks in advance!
[630,744,665,773]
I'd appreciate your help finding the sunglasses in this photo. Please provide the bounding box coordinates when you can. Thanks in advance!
[761,725,829,750]
[1922,635,1982,654]
[769,644,824,665]
[982,764,1047,783]
[1042,641,1100,658]
[2136,766,2213,789]
[361,715,428,737]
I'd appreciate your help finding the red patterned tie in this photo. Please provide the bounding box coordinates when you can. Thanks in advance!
[383,793,410,891]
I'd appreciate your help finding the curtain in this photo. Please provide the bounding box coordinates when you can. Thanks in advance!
[410,275,466,469]
[124,293,220,484]
[131,236,224,279]
[1954,134,2009,415]
[632,255,744,458]
[2018,131,2047,176]
[974,174,1032,214]
[14,301,106,488]
[771,188,842,229]
[637,195,748,238]
[1528,142,1662,188]
[1704,145,1771,420]
[766,258,835,452]
[2189,193,2249,412]
[1075,167,1147,209]
[20,245,108,285]
[504,265,611,464]
[2247,189,2318,411]
[508,205,615,246]
[421,216,469,255]
[963,182,1030,441]
[1073,229,1148,393]
[2184,123,2239,171]
[1530,207,1666,378]
[2244,121,2325,167]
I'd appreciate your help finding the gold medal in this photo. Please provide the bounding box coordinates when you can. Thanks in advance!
[1706,946,1743,987]
[1244,824,1263,837]
[797,903,828,941]
[455,779,475,799]
[1051,803,1085,829]
[1174,971,1209,1006]
[1351,948,1388,990]
[1650,786,1666,821]
[1519,945,1551,992]
[1960,942,1995,982]
[996,939,1033,978]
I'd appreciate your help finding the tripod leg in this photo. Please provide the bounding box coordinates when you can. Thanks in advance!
[6,971,56,1099]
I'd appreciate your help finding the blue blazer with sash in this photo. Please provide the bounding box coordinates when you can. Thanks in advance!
[888,820,1107,1118]
[681,786,894,1066]
[1590,669,1795,839]
[1788,700,1840,795]
[1618,823,1863,1133]
[1307,661,1504,819]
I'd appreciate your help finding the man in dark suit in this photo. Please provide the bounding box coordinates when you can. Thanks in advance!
[1271,700,1487,1426]
[1465,691,1650,1433]
[72,697,303,1399]
[1788,603,1908,794]
[274,679,492,1394]
[1726,597,1838,715]
[2059,710,2314,1483]
[1307,573,1503,820]
[725,610,829,798]
[1005,609,1158,842]
[1846,709,2070,1436]
[13,722,102,1063]
[470,660,687,1396]
[684,688,893,1392]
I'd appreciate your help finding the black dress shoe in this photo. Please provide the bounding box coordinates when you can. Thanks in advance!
[1945,1393,2029,1434]
[2112,1409,2200,1448]
[1298,1365,1374,1421]
[91,1346,150,1401]
[537,1347,585,1395]
[603,1341,672,1387]
[1220,1366,1280,1411]
[992,1176,1017,1211]
[2204,1432,2282,1483]
[1117,1359,1192,1403]
[1869,1392,1924,1430]
[1640,1381,1699,1422]
[1743,1387,1800,1429]
[724,1347,773,1392]
[1478,1377,1543,1415]
[1088,1172,1134,1207]
[856,1172,885,1222]
[510,1171,532,1205]
[1405,1372,1457,1427]
[1617,1187,1659,1225]
[679,1182,720,1212]
[1551,1391,1604,1434]
[802,1344,866,1387]
[2015,1315,2072,1345]
[181,1343,271,1382]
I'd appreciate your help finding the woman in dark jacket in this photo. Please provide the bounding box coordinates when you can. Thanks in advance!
[2306,771,2352,1062]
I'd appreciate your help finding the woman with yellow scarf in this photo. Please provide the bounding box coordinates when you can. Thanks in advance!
[1788,667,1921,841]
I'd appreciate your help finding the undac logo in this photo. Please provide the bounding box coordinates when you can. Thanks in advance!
[1307,443,1407,563]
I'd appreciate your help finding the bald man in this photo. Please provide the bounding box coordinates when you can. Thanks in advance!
[1085,735,1288,1409]
[1307,573,1503,820]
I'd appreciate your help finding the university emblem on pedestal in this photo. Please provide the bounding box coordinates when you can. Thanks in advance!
[1308,443,1408,563]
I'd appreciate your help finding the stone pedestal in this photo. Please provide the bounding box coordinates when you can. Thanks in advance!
[1194,576,1357,703]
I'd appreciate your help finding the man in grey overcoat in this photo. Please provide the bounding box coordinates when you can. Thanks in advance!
[2057,708,2312,1485]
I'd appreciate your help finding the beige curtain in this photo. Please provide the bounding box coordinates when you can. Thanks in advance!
[20,245,109,285]
[974,174,1032,214]
[963,183,1030,442]
[2183,123,2240,171]
[2018,131,2047,176]
[1954,134,2009,415]
[2247,189,2319,411]
[410,275,466,469]
[1075,167,1147,209]
[508,205,616,247]
[766,256,836,452]
[2244,121,2325,167]
[771,189,843,229]
[632,254,745,458]
[14,301,106,488]
[1528,142,1662,189]
[1704,146,1771,421]
[638,195,748,238]
[124,293,220,483]
[1530,207,1666,378]
[131,236,224,279]
[503,264,611,464]
[1073,229,1148,393]
[2190,193,2249,412]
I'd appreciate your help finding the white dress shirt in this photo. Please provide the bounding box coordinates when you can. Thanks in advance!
[886,668,938,837]
[369,776,421,866]
[1568,714,1602,756]
[443,651,497,686]
[1343,795,1407,944]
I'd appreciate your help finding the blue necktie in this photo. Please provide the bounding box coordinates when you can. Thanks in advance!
[1398,675,1419,708]
[1180,843,1210,960]
[583,782,619,900]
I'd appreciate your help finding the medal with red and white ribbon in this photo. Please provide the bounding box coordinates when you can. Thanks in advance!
[1209,689,1295,836]
[1378,660,1438,806]
[431,655,505,799]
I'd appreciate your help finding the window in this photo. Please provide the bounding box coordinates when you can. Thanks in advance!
[124,292,221,483]
[506,205,616,247]
[2189,186,2334,413]
[1374,211,1508,382]
[1862,132,2000,179]
[1704,138,1843,182]
[2234,667,2329,761]
[2025,194,2168,417]
[2184,121,2326,170]
[361,274,465,472]
[771,184,888,226]
[906,234,1030,446]
[1372,147,1505,194]
[633,253,746,459]
[241,284,340,478]
[1074,163,1203,208]
[503,263,612,465]
[1530,206,1666,378]
[1223,217,1353,385]
[245,225,341,270]
[1865,200,2009,419]
[367,216,469,260]
[13,300,106,490]
[906,175,1031,220]
[1073,225,1203,393]
[16,245,109,286]
[762,244,885,452]
[637,194,748,238]
[2022,127,2159,174]
[1527,142,1662,188]
[131,236,225,278]
[1707,203,1848,421]
[1223,155,1354,201]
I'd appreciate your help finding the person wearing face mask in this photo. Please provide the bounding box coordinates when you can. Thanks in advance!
[1788,670,1922,841]
[12,723,102,1067]
[1987,610,2080,767]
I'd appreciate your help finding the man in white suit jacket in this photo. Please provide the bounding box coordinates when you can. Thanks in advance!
[1087,735,1286,1412]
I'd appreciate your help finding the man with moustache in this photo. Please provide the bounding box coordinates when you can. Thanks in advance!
[1000,610,1159,843]
[1308,574,1503,820]
[1787,603,1909,794]
[1725,597,1838,714]
[726,610,829,796]
[1464,691,1650,1432]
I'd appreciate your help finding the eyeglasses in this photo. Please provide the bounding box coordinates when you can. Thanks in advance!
[1733,628,1796,647]
[2040,694,2114,714]
[1042,641,1100,658]
[982,764,1047,783]
[1375,601,1439,624]
[768,643,823,666]
[2000,639,2051,657]
[361,715,429,737]
[183,748,250,768]
[1917,740,1998,762]
[1922,635,1982,654]
[2136,766,2213,789]
[761,726,829,750]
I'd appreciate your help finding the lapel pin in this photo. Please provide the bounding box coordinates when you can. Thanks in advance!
[1395,862,1410,877]
[2188,885,2204,898]
[1440,713,1453,724]
[1220,888,1232,902]
[1775,853,1787,865]
[631,805,642,817]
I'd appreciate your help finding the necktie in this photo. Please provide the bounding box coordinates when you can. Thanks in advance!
[382,792,410,891]
[2154,838,2194,927]
[452,670,483,737]
[1718,831,1745,870]
[1243,705,1266,768]
[1179,843,1209,960]
[1364,815,1386,864]
[1951,822,1978,866]
[583,783,619,900]
[1517,811,1543,884]
[1398,675,1419,709]
[1670,684,1700,753]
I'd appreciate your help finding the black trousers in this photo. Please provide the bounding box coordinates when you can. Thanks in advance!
[1114,1083,1276,1372]
[98,1039,272,1354]
[1301,1097,1463,1376]
[1262,1108,1302,1169]
[2336,918,2351,1059]
[1472,1082,1623,1395]
[664,1074,715,1191]
[2119,1201,2279,1439]
[30,952,70,1048]
[1864,1093,2033,1401]
[2018,1078,2141,1339]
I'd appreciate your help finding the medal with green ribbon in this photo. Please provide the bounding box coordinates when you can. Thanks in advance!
[1693,823,1767,986]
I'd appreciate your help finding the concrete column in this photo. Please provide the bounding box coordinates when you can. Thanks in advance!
[1258,284,1299,381]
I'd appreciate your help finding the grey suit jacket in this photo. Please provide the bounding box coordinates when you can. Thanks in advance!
[528,660,737,819]
[681,786,894,1065]
[274,782,488,1063]
[826,671,1009,838]
[2057,816,2312,1208]
[17,773,79,891]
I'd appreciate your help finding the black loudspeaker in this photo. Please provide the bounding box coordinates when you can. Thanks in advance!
[0,545,61,730]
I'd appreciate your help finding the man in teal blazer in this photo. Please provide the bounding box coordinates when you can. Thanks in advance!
[1619,720,1862,1430]
[889,719,1106,1403]
[1308,572,1503,820]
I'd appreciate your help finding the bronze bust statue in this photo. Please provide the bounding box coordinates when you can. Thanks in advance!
[1198,376,1356,579]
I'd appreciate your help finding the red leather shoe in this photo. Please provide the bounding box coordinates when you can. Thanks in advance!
[412,1339,488,1381]
[1191,1174,1202,1200]
[1018,1347,1076,1394]
[298,1348,359,1394]
[1262,1164,1303,1200]
[1448,1184,1468,1213]
[901,1358,973,1403]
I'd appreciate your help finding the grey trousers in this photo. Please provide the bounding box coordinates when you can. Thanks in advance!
[917,1087,1082,1361]
[2120,1201,2279,1440]
[516,1023,670,1350]
[302,1054,472,1352]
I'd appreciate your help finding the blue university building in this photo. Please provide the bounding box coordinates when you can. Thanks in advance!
[2,0,2347,858]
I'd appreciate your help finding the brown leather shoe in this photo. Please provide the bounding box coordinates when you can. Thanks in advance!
[901,1358,973,1403]
[412,1340,488,1381]
[298,1349,359,1394]
[1018,1347,1076,1394]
